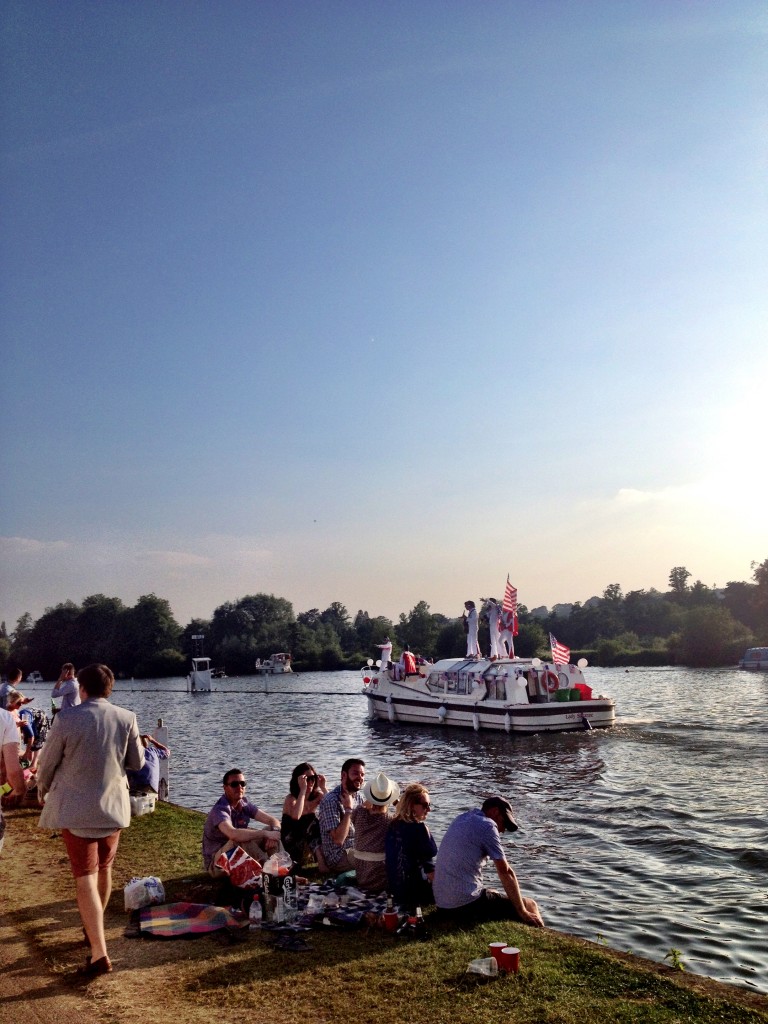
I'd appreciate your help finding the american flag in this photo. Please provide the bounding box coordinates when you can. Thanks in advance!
[549,633,571,665]
[502,577,519,636]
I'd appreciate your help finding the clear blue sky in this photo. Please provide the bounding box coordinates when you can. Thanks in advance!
[2,1,766,630]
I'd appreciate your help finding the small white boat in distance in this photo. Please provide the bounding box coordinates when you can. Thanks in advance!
[187,657,213,692]
[26,670,44,684]
[254,653,293,674]
[363,656,615,733]
[738,647,768,671]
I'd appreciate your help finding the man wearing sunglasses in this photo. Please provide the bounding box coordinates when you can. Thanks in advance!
[202,768,281,876]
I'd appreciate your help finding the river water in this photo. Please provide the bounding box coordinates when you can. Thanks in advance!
[23,666,767,992]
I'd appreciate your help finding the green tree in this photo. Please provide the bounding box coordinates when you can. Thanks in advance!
[667,606,750,667]
[395,601,440,658]
[120,594,182,677]
[668,566,691,595]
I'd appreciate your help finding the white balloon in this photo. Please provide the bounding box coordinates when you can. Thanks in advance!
[375,659,382,668]
[577,657,588,669]
[366,658,373,667]
[531,657,541,668]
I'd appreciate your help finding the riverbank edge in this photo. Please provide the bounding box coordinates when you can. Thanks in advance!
[2,800,766,1024]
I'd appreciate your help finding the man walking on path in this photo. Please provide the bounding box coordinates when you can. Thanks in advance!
[36,663,144,977]
[433,796,544,926]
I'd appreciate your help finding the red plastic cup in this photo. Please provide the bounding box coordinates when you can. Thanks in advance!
[489,942,507,964]
[383,911,399,932]
[498,946,520,973]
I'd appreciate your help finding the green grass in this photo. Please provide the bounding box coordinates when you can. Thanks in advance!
[112,803,767,1024]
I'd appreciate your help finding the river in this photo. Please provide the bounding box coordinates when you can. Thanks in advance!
[22,665,767,992]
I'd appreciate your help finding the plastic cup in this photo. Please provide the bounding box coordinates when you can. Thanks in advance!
[383,911,399,932]
[498,946,520,973]
[489,941,507,963]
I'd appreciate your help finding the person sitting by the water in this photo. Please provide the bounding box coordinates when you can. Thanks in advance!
[281,762,328,868]
[126,734,169,795]
[349,771,399,894]
[432,795,544,926]
[385,782,438,912]
[202,768,281,876]
[317,757,365,875]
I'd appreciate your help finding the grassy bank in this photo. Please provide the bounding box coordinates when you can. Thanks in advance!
[5,801,767,1024]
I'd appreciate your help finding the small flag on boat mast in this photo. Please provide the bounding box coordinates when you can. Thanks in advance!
[549,633,571,665]
[502,576,519,636]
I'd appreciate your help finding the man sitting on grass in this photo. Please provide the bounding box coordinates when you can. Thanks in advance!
[202,768,281,876]
[433,795,544,927]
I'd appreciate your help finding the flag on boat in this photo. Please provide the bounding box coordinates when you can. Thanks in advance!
[549,633,570,665]
[502,577,519,636]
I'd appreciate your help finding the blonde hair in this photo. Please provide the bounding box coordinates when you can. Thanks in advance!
[392,783,430,823]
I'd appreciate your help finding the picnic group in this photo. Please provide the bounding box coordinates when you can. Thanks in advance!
[0,661,543,980]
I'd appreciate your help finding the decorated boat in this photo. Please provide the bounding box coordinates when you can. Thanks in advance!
[254,653,293,674]
[362,655,615,733]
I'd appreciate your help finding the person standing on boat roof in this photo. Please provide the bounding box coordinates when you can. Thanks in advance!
[484,598,507,660]
[464,601,481,659]
[317,757,365,875]
[375,638,393,670]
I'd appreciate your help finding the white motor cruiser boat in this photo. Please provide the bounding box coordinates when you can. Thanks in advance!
[362,656,615,733]
[254,653,293,674]
[738,647,768,671]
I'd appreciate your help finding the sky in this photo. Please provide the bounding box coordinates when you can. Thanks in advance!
[2,1,766,632]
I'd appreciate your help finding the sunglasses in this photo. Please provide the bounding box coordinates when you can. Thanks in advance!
[418,801,432,810]
[227,780,247,788]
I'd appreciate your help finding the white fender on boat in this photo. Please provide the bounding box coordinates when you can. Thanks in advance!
[386,694,396,723]
[438,705,447,724]
[472,712,480,732]
[504,712,511,734]
[367,696,375,720]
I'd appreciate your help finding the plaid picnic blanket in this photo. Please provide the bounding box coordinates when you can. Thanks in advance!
[139,902,248,938]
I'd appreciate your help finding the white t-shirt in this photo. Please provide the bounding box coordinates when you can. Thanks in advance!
[0,707,17,746]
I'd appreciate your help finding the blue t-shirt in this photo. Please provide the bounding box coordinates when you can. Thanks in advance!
[126,745,168,793]
[432,808,506,909]
[202,793,262,867]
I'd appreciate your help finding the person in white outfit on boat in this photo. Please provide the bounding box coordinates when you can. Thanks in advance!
[485,598,506,660]
[464,601,481,659]
[376,638,393,670]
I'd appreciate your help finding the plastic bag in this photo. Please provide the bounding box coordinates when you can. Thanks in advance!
[466,957,498,977]
[124,875,165,911]
[214,845,263,889]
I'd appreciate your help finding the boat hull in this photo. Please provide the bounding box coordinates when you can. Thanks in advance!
[364,688,615,733]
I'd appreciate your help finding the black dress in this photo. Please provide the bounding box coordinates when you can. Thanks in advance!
[385,819,437,911]
[281,811,321,866]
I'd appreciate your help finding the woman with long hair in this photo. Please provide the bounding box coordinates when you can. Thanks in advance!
[385,782,437,911]
[281,762,327,867]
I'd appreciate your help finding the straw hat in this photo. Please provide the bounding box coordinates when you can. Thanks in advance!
[362,771,400,807]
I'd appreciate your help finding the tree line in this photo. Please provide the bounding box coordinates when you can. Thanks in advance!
[1,560,766,679]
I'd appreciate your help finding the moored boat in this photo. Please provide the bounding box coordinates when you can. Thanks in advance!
[255,653,293,674]
[187,656,213,692]
[362,656,615,733]
[738,647,768,671]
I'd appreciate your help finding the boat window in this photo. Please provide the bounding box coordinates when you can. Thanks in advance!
[446,672,458,693]
[425,672,447,695]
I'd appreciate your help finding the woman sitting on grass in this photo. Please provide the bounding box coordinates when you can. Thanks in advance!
[385,783,437,911]
[281,762,327,868]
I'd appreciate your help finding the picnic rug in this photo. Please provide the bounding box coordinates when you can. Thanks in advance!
[139,902,248,937]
